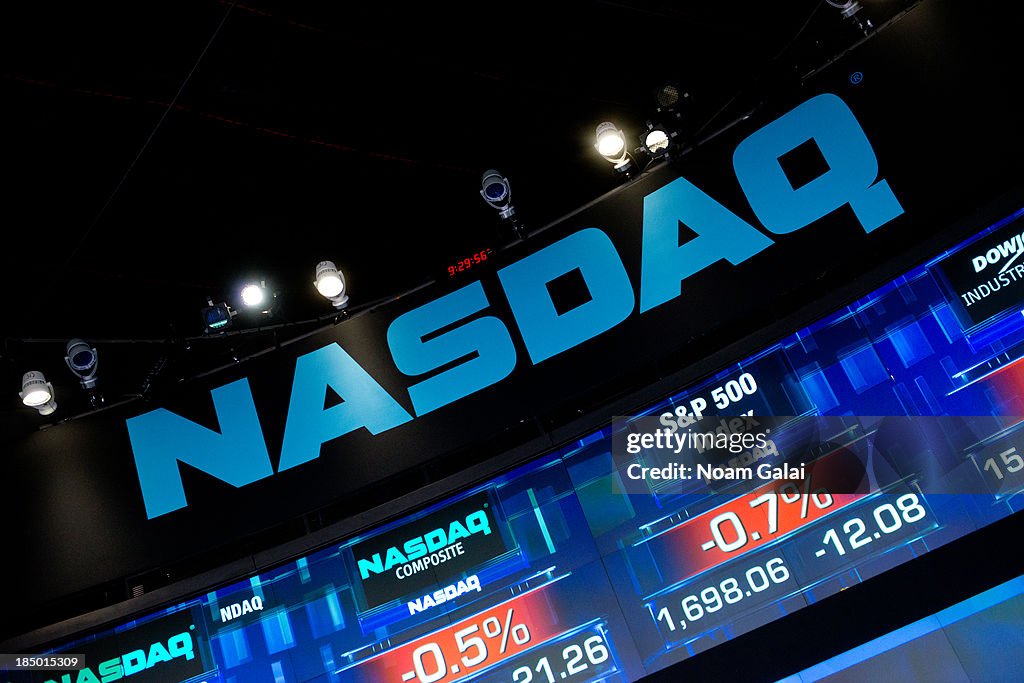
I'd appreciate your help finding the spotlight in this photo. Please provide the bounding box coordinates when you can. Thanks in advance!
[20,370,57,415]
[827,0,862,19]
[654,81,690,115]
[241,282,265,308]
[480,170,526,239]
[240,279,276,314]
[315,261,349,309]
[655,82,682,110]
[202,298,235,333]
[481,170,512,218]
[642,125,672,157]
[827,0,872,31]
[65,339,98,389]
[595,121,632,173]
[596,122,626,160]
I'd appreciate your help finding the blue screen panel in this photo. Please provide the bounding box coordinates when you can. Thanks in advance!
[12,210,1024,683]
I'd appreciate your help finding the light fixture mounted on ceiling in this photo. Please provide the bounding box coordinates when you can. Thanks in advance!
[65,338,98,389]
[480,169,526,239]
[202,298,235,333]
[595,121,633,175]
[65,338,105,408]
[20,370,57,415]
[240,279,277,315]
[641,124,674,158]
[315,261,349,309]
[827,0,872,32]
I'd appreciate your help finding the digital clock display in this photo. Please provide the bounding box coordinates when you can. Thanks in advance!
[447,248,495,277]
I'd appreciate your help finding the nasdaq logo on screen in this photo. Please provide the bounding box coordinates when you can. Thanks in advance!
[346,490,513,612]
[355,507,492,580]
[43,634,193,683]
[408,575,482,616]
[42,609,204,683]
[126,93,904,519]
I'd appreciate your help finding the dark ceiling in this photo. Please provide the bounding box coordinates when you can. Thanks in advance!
[0,0,910,438]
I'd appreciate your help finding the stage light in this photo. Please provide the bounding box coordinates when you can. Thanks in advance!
[202,298,235,333]
[239,279,277,315]
[827,0,873,32]
[827,0,862,19]
[643,127,671,156]
[481,170,512,217]
[20,370,56,415]
[480,169,526,239]
[65,339,98,389]
[595,122,633,174]
[241,282,266,308]
[656,82,682,110]
[315,261,349,309]
[646,81,688,160]
[596,122,626,160]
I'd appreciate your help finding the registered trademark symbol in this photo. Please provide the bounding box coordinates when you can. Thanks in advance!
[849,71,864,85]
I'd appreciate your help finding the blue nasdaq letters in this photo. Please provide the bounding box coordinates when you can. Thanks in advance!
[126,94,903,518]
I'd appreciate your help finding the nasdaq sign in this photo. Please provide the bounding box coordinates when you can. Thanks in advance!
[126,94,904,519]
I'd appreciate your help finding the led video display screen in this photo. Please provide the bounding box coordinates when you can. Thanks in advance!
[781,574,1024,682]
[10,210,1024,683]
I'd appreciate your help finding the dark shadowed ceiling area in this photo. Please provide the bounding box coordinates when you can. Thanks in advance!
[0,0,912,439]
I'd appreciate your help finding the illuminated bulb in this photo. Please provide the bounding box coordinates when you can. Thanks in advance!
[20,371,57,415]
[596,122,626,158]
[595,122,630,171]
[644,129,670,154]
[21,387,51,406]
[241,283,265,308]
[315,270,343,298]
[315,261,349,308]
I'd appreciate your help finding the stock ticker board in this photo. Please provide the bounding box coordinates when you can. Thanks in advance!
[11,211,1024,683]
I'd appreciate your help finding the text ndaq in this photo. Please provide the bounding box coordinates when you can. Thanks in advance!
[219,595,264,623]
